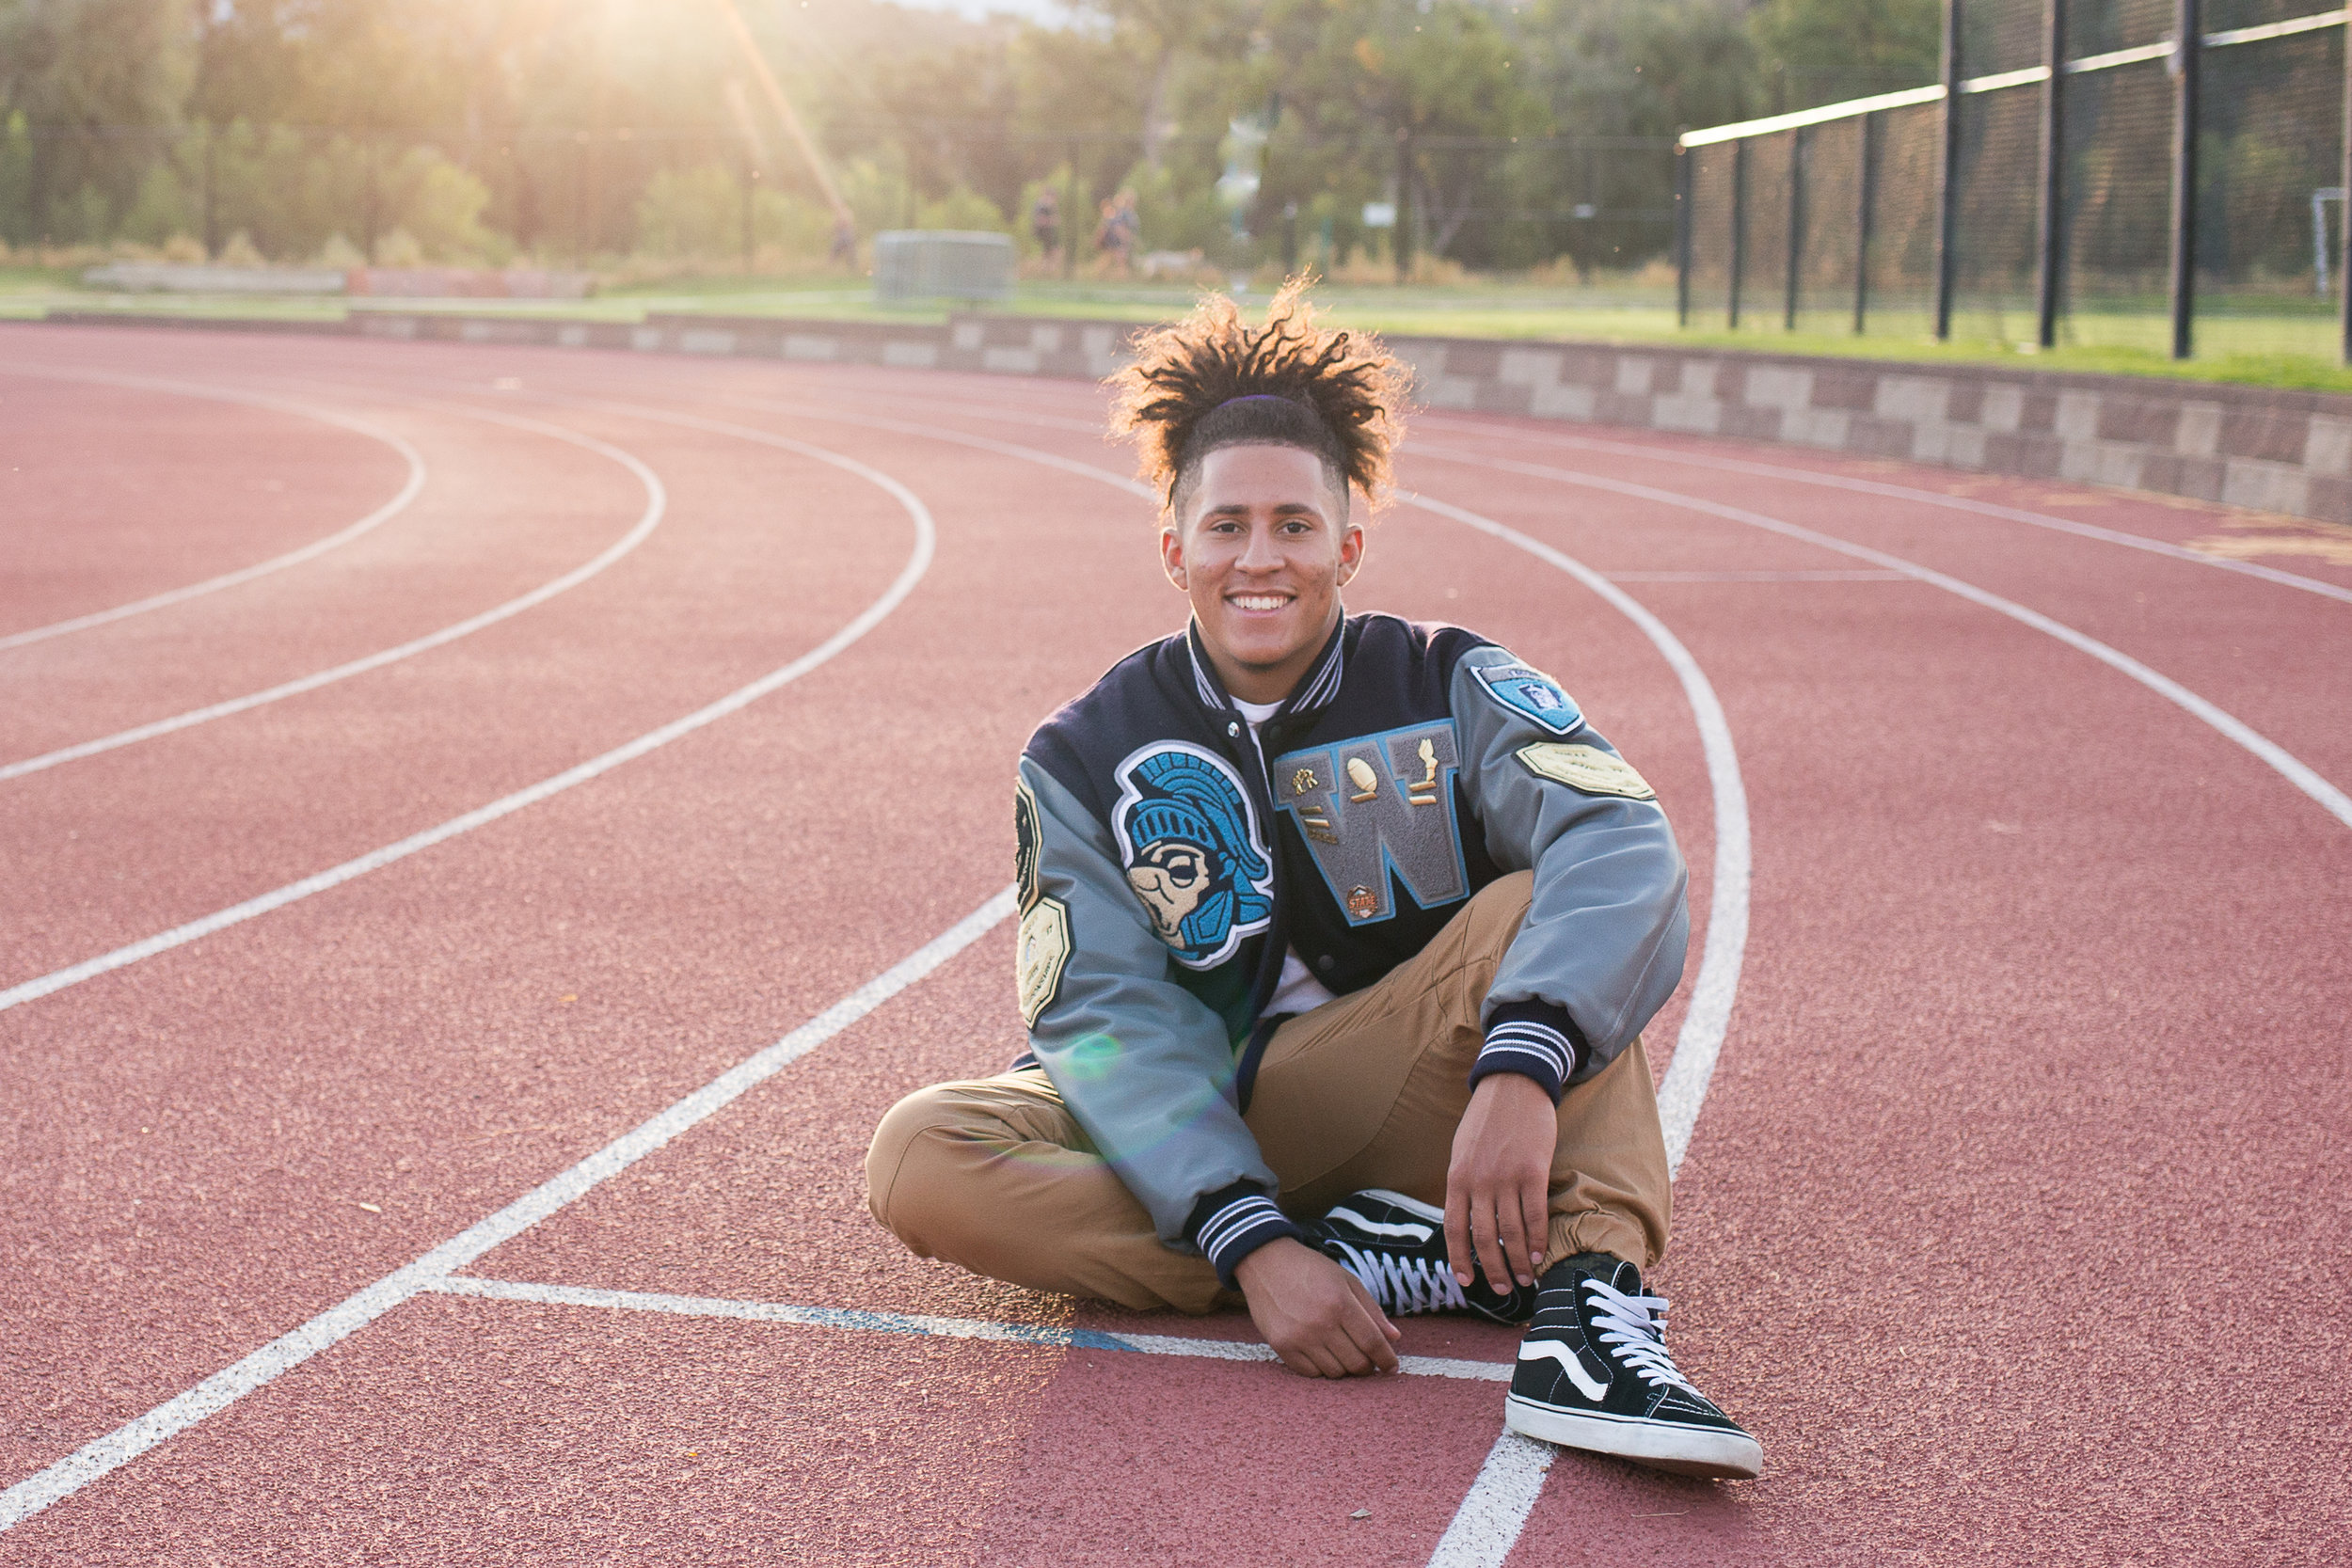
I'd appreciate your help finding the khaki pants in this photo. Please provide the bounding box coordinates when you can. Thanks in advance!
[866,871,1673,1315]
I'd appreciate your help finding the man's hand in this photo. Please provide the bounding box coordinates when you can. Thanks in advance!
[1232,1237,1401,1378]
[1446,1072,1558,1293]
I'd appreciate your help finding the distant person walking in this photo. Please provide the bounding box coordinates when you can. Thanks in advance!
[1030,188,1061,268]
[829,214,857,268]
[1095,190,1139,277]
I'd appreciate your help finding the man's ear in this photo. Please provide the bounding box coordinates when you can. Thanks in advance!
[1335,518,1366,588]
[1160,521,1188,591]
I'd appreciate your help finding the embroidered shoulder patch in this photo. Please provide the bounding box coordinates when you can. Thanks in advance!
[1014,781,1044,914]
[1470,661,1583,735]
[1016,896,1073,1027]
[1517,742,1657,801]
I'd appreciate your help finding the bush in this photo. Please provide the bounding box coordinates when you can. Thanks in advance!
[635,163,841,261]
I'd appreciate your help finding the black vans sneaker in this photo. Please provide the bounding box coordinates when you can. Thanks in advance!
[1504,1252,1762,1479]
[1309,1189,1535,1324]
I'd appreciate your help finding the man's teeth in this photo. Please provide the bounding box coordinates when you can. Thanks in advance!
[1231,594,1289,610]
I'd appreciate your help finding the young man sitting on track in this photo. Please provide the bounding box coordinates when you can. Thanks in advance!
[866,285,1759,1479]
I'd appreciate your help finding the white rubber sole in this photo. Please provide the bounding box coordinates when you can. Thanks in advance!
[1504,1393,1764,1480]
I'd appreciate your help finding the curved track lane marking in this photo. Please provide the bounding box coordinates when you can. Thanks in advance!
[0,368,430,652]
[1413,445,2352,833]
[1412,423,2352,605]
[0,429,931,1012]
[1405,492,1748,1568]
[424,1276,1516,1380]
[1403,494,1749,1177]
[764,379,2352,605]
[0,402,667,782]
[0,888,1011,1534]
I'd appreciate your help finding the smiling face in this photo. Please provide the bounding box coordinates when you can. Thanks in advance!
[1161,443,1365,706]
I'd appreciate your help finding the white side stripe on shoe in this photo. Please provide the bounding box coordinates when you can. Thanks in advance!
[1323,1206,1436,1242]
[1516,1339,1608,1402]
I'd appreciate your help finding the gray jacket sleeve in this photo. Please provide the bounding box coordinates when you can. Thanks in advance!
[1014,755,1277,1248]
[1451,645,1691,1084]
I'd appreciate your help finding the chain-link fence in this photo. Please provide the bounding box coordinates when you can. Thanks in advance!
[1677,0,2349,364]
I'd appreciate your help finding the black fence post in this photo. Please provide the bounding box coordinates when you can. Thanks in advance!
[201,121,219,261]
[1675,142,1692,328]
[1854,112,1876,333]
[1934,0,1963,341]
[1728,137,1747,329]
[2169,0,2200,360]
[1065,141,1080,280]
[741,152,756,273]
[1394,126,1414,284]
[2035,0,2065,349]
[1785,125,1807,330]
[2341,14,2350,363]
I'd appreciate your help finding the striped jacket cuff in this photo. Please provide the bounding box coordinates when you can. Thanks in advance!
[1188,1183,1309,1291]
[1470,1001,1588,1104]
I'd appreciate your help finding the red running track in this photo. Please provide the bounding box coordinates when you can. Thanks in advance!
[0,323,2346,1567]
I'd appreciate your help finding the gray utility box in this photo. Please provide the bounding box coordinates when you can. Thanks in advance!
[872,230,1013,303]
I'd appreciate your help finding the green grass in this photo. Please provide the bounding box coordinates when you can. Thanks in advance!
[15,264,2349,395]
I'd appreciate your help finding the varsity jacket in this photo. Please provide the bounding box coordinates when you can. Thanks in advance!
[1011,612,1689,1287]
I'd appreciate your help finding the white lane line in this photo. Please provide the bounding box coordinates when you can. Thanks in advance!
[1,404,666,782]
[1605,569,1909,583]
[422,1275,1514,1382]
[0,888,1015,1534]
[1406,494,1749,1179]
[1419,446,2352,834]
[1414,421,2352,607]
[0,429,935,1012]
[0,368,429,651]
[736,379,1107,436]
[437,380,1163,503]
[1427,1433,1558,1568]
[1407,492,1750,1567]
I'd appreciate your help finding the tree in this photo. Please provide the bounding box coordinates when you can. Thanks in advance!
[1510,0,1756,277]
[1263,0,1541,276]
[1749,0,1940,113]
[0,0,197,243]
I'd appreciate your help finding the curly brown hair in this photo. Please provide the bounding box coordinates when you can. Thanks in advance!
[1106,277,1410,516]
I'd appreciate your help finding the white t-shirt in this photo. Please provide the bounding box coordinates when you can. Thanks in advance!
[1232,697,1343,1019]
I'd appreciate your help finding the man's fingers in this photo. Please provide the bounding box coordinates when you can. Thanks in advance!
[1339,1268,1403,1343]
[1495,1185,1534,1290]
[1519,1178,1551,1280]
[1341,1299,1401,1373]
[1294,1338,1347,1379]
[1319,1324,1375,1377]
[1444,1182,1475,1288]
[1469,1184,1515,1296]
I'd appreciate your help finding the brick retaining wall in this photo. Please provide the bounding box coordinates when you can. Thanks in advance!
[37,308,2351,527]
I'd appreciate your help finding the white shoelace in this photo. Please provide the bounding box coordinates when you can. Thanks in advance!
[1583,1276,1696,1390]
[1332,1242,1469,1315]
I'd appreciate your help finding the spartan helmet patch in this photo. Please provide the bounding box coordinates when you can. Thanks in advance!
[1470,659,1584,736]
[1112,741,1275,969]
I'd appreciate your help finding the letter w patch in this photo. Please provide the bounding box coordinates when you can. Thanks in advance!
[1273,722,1469,926]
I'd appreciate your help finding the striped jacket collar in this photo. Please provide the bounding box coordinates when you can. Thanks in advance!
[1184,614,1348,726]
